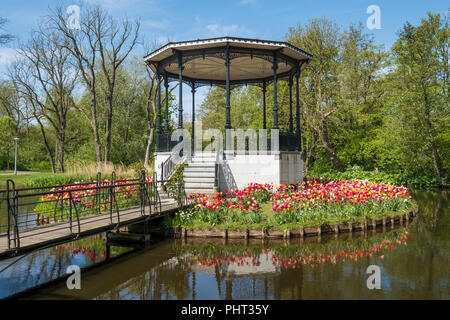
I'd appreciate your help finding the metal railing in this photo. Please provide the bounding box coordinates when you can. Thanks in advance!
[159,153,177,182]
[221,158,238,192]
[0,171,163,251]
[214,146,221,190]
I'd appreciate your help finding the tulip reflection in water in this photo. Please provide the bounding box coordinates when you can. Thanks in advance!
[177,229,410,274]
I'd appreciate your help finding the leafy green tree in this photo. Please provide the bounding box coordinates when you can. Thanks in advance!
[0,116,14,169]
[385,12,449,186]
[337,24,387,171]
[286,18,345,171]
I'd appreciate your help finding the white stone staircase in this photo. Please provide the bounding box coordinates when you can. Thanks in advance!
[183,153,217,196]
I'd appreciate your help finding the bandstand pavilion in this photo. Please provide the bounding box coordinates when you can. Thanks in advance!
[144,37,312,193]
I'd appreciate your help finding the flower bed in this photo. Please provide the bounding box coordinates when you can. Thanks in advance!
[34,177,153,221]
[165,178,415,233]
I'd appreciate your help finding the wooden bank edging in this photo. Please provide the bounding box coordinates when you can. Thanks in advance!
[166,207,418,240]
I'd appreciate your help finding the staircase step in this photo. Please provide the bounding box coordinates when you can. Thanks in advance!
[184,166,215,171]
[185,177,215,183]
[192,153,216,157]
[191,158,216,163]
[184,171,216,178]
[185,182,216,188]
[187,162,216,167]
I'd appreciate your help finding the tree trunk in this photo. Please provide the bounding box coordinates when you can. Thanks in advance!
[57,130,65,173]
[6,147,9,171]
[36,117,56,174]
[89,89,102,166]
[423,86,444,187]
[104,94,113,163]
[144,127,155,168]
[319,116,345,171]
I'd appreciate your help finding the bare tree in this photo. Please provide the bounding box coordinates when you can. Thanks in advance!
[96,13,140,163]
[11,27,78,172]
[9,63,56,173]
[0,17,14,45]
[0,82,27,170]
[49,4,140,168]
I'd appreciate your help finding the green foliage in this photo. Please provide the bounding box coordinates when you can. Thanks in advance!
[24,172,128,187]
[127,161,147,176]
[25,174,95,187]
[165,163,188,203]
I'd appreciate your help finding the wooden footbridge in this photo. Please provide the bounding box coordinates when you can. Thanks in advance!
[0,171,186,260]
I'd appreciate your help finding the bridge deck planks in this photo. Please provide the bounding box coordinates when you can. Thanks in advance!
[0,198,180,259]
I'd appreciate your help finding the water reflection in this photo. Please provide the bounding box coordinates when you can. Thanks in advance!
[9,189,450,300]
[0,193,40,232]
[0,234,133,299]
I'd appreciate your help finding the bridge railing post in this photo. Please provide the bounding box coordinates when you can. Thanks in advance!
[96,172,101,215]
[140,170,146,216]
[13,188,20,249]
[69,191,73,234]
[69,190,81,235]
[6,180,11,250]
[6,180,20,249]
[60,188,64,221]
[110,172,116,224]
[153,172,161,213]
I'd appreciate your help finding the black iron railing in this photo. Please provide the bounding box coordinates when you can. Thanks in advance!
[0,171,163,251]
[159,153,177,183]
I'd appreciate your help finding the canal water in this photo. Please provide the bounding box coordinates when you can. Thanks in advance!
[0,189,448,300]
[0,192,40,233]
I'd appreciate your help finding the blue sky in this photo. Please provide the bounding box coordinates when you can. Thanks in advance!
[0,0,448,109]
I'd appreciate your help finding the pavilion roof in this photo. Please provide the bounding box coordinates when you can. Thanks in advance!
[144,36,312,86]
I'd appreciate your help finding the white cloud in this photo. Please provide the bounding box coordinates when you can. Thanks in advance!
[0,47,20,80]
[0,47,20,66]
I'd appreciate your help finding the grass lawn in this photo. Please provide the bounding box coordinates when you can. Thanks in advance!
[0,171,50,187]
[0,170,139,189]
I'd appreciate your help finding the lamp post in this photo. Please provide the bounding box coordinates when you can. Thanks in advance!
[13,137,19,175]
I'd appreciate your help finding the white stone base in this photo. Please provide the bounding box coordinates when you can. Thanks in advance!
[219,151,303,191]
[154,152,171,180]
[155,151,304,192]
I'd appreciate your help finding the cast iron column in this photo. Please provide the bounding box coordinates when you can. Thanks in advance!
[156,68,161,151]
[272,51,278,129]
[178,51,183,129]
[225,45,231,150]
[262,81,267,129]
[164,73,169,133]
[191,82,195,154]
[296,67,302,152]
[289,75,293,133]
